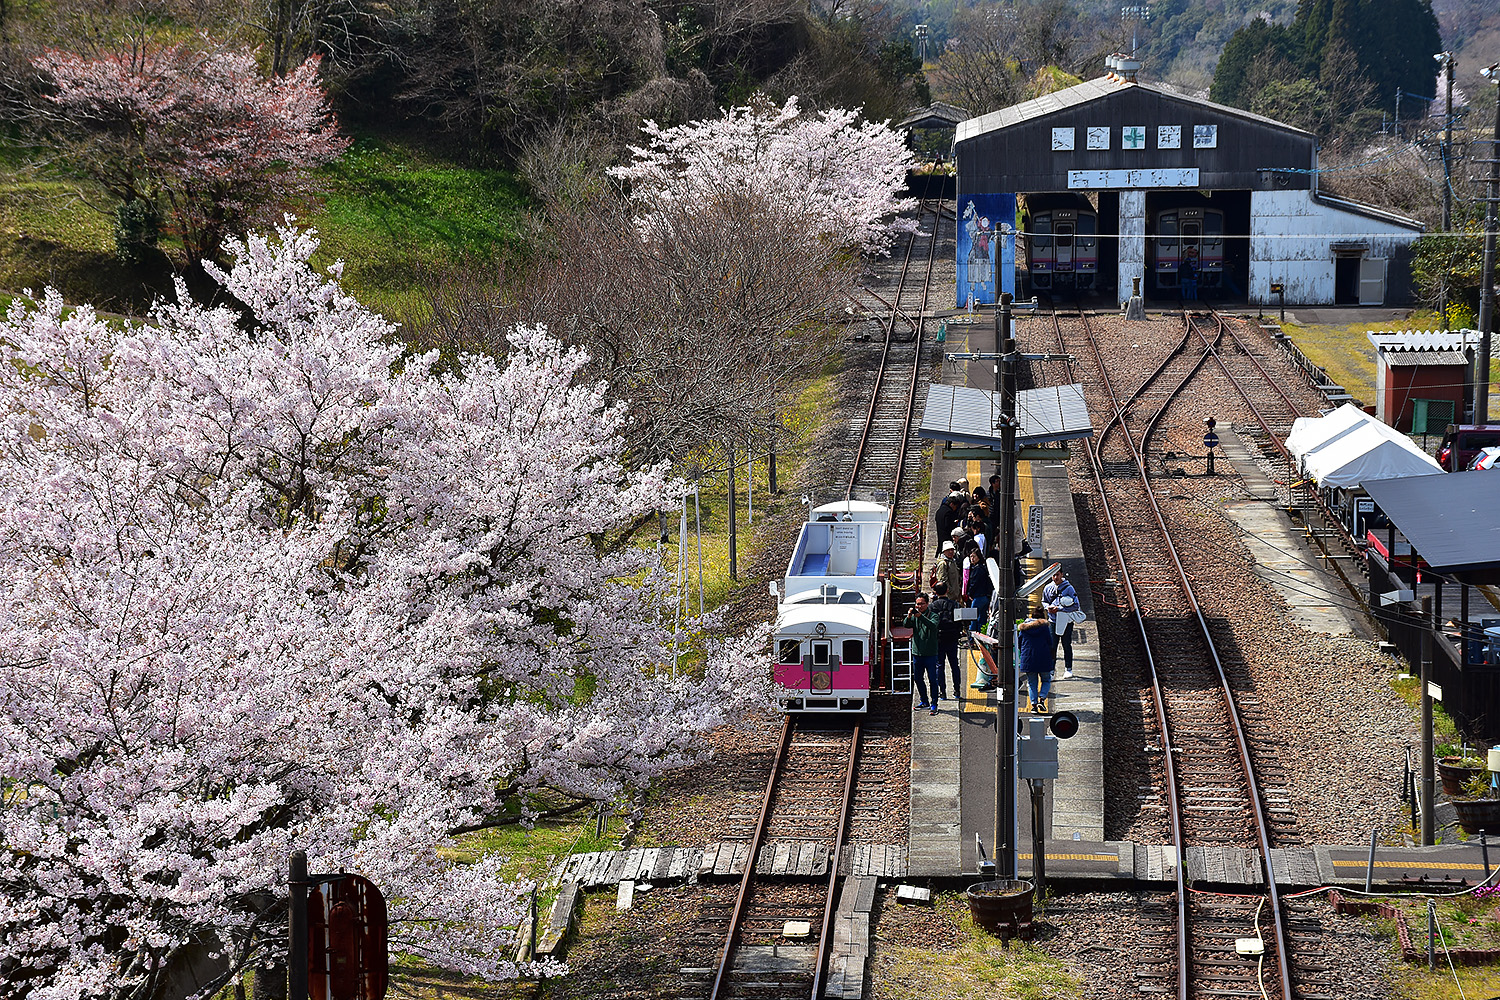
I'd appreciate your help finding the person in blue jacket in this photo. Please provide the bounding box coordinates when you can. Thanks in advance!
[1017,614,1056,713]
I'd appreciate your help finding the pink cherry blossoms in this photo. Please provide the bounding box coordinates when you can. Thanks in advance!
[610,96,917,255]
[0,221,770,999]
[31,44,348,263]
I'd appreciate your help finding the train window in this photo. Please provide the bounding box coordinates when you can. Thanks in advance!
[812,641,831,666]
[841,639,863,664]
[1205,213,1222,234]
[1159,214,1178,236]
[778,639,802,664]
[1077,215,1097,235]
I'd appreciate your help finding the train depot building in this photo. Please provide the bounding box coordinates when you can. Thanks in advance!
[952,56,1422,307]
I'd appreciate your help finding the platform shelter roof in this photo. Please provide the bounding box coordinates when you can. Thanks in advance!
[917,383,1092,449]
[1363,471,1500,575]
[897,102,971,130]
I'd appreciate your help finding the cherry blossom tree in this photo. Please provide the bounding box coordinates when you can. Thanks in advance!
[609,95,916,255]
[0,221,769,1000]
[29,43,348,265]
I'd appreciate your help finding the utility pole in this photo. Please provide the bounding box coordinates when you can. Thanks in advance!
[995,292,1018,881]
[1477,65,1499,425]
[1421,597,1435,845]
[1437,52,1455,331]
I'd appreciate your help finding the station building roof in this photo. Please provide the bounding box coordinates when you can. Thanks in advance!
[953,73,1318,195]
[1363,471,1500,576]
[917,383,1093,449]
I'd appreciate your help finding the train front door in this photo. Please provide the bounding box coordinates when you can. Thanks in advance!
[1055,219,1075,275]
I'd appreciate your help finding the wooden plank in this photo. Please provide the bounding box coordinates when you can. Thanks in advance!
[616,880,635,911]
[814,844,831,876]
[638,848,660,882]
[618,849,641,883]
[796,842,815,877]
[535,883,582,959]
[700,844,721,877]
[731,843,750,874]
[774,842,792,875]
[603,852,627,886]
[668,848,689,882]
[853,875,878,913]
[575,852,602,886]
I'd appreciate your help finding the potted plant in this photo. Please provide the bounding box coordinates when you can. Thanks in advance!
[1438,751,1487,797]
[1450,771,1500,835]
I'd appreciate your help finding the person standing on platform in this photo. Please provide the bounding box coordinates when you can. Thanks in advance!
[963,547,993,632]
[929,582,962,699]
[1017,614,1056,713]
[1043,567,1079,679]
[903,593,942,714]
[934,493,962,556]
[931,540,962,599]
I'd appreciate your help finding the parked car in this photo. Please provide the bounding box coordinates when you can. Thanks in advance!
[1470,446,1500,471]
[1437,425,1500,471]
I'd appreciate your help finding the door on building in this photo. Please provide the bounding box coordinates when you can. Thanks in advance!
[1358,258,1388,305]
[1334,255,1361,304]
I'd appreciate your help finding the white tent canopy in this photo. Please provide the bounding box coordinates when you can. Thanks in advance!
[1299,421,1443,487]
[1286,403,1399,461]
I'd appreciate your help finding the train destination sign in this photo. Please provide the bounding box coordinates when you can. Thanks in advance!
[1068,167,1200,189]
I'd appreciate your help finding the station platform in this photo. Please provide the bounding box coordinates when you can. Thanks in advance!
[906,306,1433,890]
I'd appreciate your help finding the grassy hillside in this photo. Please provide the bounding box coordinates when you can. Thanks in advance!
[0,132,534,324]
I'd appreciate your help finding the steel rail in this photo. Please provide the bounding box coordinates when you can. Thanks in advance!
[810,721,863,999]
[846,199,940,500]
[1059,308,1294,1000]
[709,716,794,1000]
[1055,308,1193,1000]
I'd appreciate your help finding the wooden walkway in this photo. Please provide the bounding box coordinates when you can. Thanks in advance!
[551,841,908,889]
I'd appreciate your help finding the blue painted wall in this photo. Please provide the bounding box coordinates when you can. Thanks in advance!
[957,193,1016,307]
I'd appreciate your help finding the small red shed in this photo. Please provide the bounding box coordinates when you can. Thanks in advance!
[1366,329,1477,436]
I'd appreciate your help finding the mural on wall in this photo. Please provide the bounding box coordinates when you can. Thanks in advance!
[957,194,1016,308]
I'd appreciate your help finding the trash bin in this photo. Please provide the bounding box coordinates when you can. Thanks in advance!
[965,879,1035,940]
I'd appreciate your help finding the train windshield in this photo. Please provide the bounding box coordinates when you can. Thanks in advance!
[778,639,801,664]
[1056,223,1074,249]
[1033,217,1052,250]
[1077,215,1097,236]
[1159,214,1178,236]
[842,639,863,664]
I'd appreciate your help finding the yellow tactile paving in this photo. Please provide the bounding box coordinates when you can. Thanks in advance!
[1331,859,1489,871]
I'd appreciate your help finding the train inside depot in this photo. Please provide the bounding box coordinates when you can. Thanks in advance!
[771,499,892,713]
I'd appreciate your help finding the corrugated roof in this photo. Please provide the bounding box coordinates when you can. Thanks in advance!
[1368,330,1481,352]
[1385,350,1469,366]
[955,77,1311,144]
[1363,471,1500,573]
[917,383,1093,448]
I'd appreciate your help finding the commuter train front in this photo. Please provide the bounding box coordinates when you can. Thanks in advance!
[772,500,891,713]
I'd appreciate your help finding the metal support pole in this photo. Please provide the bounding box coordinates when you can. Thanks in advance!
[996,293,1019,881]
[1421,595,1436,846]
[1484,832,1492,878]
[1476,82,1499,425]
[289,851,308,1000]
[1030,778,1046,902]
[727,442,738,581]
[1365,828,1378,893]
[1428,898,1437,969]
[1206,448,1214,476]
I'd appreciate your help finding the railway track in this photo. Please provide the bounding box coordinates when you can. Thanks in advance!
[688,199,944,1000]
[1049,307,1302,1000]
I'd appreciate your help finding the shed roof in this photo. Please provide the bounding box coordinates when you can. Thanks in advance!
[1362,471,1500,574]
[955,76,1310,144]
[918,383,1093,448]
[898,102,971,130]
[1385,350,1469,366]
[1368,329,1482,352]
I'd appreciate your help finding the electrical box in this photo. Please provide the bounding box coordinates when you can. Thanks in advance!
[1018,717,1059,779]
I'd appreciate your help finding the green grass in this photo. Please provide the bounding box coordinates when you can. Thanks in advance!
[871,894,1081,1000]
[0,132,535,322]
[308,137,532,322]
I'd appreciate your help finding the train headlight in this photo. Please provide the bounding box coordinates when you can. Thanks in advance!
[815,622,827,636]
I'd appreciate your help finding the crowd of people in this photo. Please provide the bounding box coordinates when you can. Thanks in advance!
[902,477,1083,715]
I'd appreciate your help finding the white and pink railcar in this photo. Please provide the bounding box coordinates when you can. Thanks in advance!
[771,500,892,713]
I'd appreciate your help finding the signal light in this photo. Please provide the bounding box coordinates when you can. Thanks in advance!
[1049,711,1079,739]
